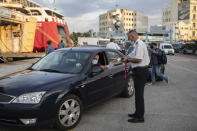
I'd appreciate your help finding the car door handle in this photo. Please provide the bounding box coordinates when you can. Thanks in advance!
[108,74,113,78]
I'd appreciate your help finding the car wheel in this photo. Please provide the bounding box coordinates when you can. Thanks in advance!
[55,94,82,130]
[122,76,134,98]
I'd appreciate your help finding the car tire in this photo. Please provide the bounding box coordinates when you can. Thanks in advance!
[55,94,82,130]
[122,76,134,98]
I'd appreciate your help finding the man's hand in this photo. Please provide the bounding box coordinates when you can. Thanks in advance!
[153,50,157,54]
[123,56,129,63]
[122,55,142,63]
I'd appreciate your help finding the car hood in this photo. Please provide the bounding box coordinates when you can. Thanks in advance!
[0,70,78,96]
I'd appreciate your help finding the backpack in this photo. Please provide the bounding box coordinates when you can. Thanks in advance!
[158,50,167,64]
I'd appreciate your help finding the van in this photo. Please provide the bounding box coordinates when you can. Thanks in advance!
[159,43,175,55]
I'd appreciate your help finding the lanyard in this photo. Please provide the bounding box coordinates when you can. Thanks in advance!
[124,63,127,80]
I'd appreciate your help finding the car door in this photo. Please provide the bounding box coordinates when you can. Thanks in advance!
[105,50,126,94]
[82,52,113,105]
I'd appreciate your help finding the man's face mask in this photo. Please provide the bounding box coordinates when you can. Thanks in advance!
[92,59,98,65]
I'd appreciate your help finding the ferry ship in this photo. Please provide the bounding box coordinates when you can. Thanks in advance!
[0,0,72,55]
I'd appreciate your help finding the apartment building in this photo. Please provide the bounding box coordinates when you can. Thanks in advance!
[99,8,148,37]
[162,0,197,41]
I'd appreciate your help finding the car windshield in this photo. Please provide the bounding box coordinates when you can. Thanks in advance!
[164,45,172,49]
[31,51,90,74]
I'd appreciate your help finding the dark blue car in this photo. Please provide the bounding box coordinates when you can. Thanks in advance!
[0,47,134,130]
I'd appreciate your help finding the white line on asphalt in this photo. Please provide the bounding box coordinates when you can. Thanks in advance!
[168,63,197,75]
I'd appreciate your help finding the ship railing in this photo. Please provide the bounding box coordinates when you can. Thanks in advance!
[0,6,27,22]
[0,0,40,7]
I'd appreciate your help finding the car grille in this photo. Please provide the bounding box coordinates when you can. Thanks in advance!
[0,93,15,103]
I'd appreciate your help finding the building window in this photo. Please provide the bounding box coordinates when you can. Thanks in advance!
[193,6,196,10]
[193,14,196,19]
[193,31,195,36]
[193,23,196,27]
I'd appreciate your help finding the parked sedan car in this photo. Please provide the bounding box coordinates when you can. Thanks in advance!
[0,47,134,130]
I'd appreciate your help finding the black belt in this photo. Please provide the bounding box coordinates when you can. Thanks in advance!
[133,66,148,70]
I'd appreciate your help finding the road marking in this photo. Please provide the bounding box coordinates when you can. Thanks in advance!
[168,63,197,74]
[168,58,197,62]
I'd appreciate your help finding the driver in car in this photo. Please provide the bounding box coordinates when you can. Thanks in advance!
[92,55,107,70]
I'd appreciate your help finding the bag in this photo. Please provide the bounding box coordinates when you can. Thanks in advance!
[158,50,167,64]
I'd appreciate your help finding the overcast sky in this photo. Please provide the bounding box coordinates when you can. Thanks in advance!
[34,0,172,33]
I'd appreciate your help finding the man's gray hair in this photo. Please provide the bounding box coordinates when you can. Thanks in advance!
[128,30,138,36]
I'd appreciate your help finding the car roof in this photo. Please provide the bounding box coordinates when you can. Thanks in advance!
[57,47,108,53]
[160,43,171,45]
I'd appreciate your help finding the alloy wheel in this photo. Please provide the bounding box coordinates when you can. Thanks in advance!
[128,78,134,95]
[58,99,80,127]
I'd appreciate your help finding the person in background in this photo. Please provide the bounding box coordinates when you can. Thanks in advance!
[151,43,168,85]
[58,40,66,49]
[46,40,55,54]
[106,38,122,52]
[83,42,88,46]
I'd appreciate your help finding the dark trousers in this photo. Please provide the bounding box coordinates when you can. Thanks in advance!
[132,66,149,118]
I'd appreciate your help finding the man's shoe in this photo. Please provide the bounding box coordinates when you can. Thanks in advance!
[165,77,168,83]
[128,118,144,123]
[128,113,136,118]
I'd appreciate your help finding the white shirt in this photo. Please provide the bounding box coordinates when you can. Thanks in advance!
[128,39,150,68]
[106,42,121,50]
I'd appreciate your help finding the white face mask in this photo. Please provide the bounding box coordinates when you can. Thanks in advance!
[92,59,98,65]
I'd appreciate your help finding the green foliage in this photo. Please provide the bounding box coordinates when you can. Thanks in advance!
[70,30,95,47]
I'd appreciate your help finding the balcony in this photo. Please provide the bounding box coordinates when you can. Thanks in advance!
[192,19,197,22]
[191,27,197,30]
[192,10,197,13]
[191,36,197,40]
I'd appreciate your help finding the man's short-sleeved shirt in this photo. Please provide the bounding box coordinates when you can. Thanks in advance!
[58,42,66,49]
[106,42,121,50]
[46,45,55,54]
[128,39,150,68]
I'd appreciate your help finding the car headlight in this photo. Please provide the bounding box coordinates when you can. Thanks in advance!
[12,92,46,104]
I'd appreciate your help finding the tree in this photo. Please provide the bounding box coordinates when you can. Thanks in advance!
[70,30,95,46]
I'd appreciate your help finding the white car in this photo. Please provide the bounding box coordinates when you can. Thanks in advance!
[159,43,175,55]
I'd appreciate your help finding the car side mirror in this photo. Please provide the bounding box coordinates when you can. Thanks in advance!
[91,66,103,76]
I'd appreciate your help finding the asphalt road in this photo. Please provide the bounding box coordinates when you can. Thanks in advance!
[0,54,197,131]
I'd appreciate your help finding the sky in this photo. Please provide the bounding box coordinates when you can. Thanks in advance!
[34,0,172,33]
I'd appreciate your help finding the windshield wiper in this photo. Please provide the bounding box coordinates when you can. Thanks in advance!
[39,69,63,73]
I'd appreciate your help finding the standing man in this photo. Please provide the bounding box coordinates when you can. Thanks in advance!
[106,38,122,52]
[58,40,66,49]
[46,40,55,54]
[151,43,168,84]
[123,30,150,123]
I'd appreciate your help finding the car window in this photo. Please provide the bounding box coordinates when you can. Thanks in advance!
[106,51,123,67]
[164,45,172,49]
[31,51,90,74]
